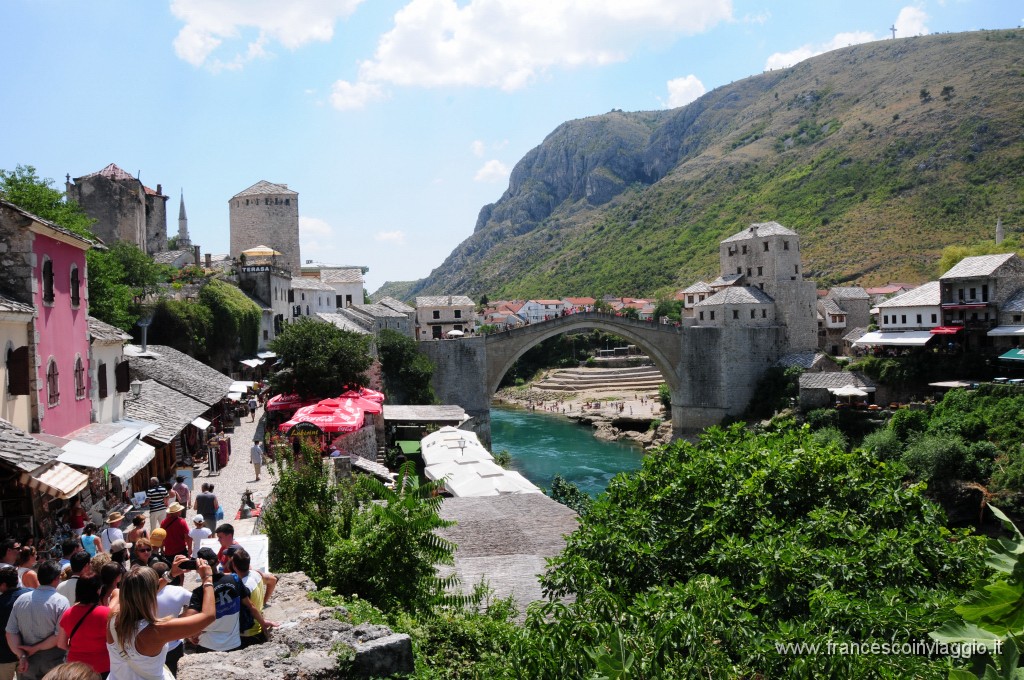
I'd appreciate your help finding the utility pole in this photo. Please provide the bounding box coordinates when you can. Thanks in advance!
[890,24,896,39]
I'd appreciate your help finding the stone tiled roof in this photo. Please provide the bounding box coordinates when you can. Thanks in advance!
[319,268,364,284]
[291,277,334,292]
[776,351,828,370]
[125,344,233,407]
[206,255,233,272]
[1002,288,1024,313]
[416,295,474,307]
[377,296,414,313]
[721,221,797,243]
[695,286,775,306]
[940,253,1017,279]
[0,418,63,472]
[843,327,868,342]
[682,281,714,294]
[819,297,845,315]
[88,316,131,344]
[314,313,371,334]
[122,380,207,445]
[0,199,98,249]
[828,286,869,300]
[875,281,940,309]
[152,250,192,265]
[354,303,408,318]
[710,273,744,287]
[799,371,876,390]
[232,180,297,198]
[0,293,33,315]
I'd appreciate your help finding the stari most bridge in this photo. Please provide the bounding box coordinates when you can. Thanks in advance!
[417,311,791,448]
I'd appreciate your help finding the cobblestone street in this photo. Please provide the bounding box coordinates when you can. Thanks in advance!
[184,408,274,537]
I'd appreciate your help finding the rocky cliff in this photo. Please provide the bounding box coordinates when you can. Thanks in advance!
[383,29,1024,301]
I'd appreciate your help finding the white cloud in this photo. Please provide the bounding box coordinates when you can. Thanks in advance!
[741,10,771,25]
[470,140,486,157]
[764,30,876,70]
[330,79,387,110]
[664,75,706,108]
[374,231,407,245]
[300,216,334,238]
[474,159,510,183]
[331,0,731,109]
[895,6,930,37]
[170,0,365,69]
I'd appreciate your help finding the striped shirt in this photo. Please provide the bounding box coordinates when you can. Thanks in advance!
[147,485,168,512]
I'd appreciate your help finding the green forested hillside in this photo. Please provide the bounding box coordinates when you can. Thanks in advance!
[385,29,1024,301]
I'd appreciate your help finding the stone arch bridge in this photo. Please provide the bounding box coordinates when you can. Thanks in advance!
[417,312,789,448]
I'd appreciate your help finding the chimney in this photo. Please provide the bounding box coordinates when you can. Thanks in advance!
[193,245,201,266]
[140,324,148,353]
[156,183,162,195]
[205,253,212,268]
[996,218,1004,245]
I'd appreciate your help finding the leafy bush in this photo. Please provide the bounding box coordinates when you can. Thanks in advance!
[811,426,848,451]
[377,328,436,404]
[805,408,839,431]
[492,449,512,468]
[744,366,802,420]
[861,427,903,462]
[549,474,593,516]
[889,407,930,443]
[901,435,995,486]
[657,383,671,412]
[199,278,261,359]
[524,424,984,678]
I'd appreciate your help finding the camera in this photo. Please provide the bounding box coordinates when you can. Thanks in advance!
[179,559,198,570]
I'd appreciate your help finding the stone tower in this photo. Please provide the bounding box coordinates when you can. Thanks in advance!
[66,163,167,254]
[177,191,192,249]
[229,181,300,273]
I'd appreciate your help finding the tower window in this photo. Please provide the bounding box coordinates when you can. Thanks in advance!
[763,242,769,251]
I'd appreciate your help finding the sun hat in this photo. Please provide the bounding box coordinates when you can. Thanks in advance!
[106,510,124,524]
[167,502,185,514]
[150,528,167,548]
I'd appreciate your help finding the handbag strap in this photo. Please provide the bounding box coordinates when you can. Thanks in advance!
[67,603,98,644]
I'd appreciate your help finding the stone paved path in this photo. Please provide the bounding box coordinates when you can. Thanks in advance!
[191,408,275,537]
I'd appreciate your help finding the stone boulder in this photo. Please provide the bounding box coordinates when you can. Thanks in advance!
[176,573,413,679]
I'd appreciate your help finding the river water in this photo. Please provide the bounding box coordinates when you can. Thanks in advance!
[490,406,646,497]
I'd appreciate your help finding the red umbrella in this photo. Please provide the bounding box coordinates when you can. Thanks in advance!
[266,393,318,412]
[338,396,382,414]
[278,403,364,433]
[341,387,384,404]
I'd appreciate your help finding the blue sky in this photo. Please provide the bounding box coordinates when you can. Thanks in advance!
[1,1,1019,293]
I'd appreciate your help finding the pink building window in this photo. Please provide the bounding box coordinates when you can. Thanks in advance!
[47,358,59,406]
[70,265,81,308]
[42,258,55,305]
[74,356,86,400]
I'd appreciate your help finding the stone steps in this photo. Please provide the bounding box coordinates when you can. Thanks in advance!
[534,365,665,393]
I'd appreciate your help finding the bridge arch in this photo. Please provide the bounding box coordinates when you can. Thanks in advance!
[483,313,683,398]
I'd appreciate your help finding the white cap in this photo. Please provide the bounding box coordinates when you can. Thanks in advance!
[192,514,204,524]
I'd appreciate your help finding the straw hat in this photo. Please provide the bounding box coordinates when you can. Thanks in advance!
[106,510,124,524]
[167,502,185,514]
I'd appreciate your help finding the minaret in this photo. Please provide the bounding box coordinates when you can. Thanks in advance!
[178,190,191,249]
[996,217,1004,245]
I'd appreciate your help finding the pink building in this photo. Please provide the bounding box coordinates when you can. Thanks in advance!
[0,200,95,436]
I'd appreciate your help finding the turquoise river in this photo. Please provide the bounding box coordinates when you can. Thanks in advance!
[490,405,646,497]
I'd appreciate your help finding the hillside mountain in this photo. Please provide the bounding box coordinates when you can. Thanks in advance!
[380,29,1024,302]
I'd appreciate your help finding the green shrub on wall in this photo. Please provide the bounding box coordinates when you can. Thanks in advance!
[199,278,261,358]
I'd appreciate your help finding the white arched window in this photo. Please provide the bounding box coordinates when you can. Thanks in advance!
[46,358,59,406]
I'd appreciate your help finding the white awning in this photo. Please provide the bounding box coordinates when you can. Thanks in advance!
[191,417,212,431]
[853,331,934,347]
[109,439,156,485]
[227,392,244,402]
[57,424,145,469]
[256,351,277,360]
[988,326,1024,336]
[19,461,89,499]
[240,359,264,368]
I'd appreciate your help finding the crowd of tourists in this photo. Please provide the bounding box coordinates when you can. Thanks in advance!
[0,511,277,680]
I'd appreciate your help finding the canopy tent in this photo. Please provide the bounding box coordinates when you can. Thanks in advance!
[998,348,1024,362]
[240,245,282,257]
[278,403,364,434]
[989,327,1024,337]
[446,329,465,337]
[829,385,869,397]
[853,331,934,347]
[930,326,964,335]
[321,395,383,415]
[341,387,384,404]
[239,359,264,368]
[108,439,156,485]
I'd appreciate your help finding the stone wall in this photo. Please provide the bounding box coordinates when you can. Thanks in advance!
[144,192,168,255]
[229,192,301,274]
[332,417,378,461]
[0,204,36,304]
[176,572,414,679]
[417,337,493,448]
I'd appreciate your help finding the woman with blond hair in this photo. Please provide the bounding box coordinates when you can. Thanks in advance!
[106,562,215,679]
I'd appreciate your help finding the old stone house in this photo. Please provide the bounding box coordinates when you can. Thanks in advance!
[66,163,168,255]
[415,295,475,340]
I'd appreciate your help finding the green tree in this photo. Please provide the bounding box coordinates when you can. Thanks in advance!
[652,298,683,322]
[269,318,372,399]
[549,474,593,516]
[377,328,436,404]
[520,424,984,678]
[0,165,95,238]
[199,278,261,360]
[86,241,171,331]
[937,240,1023,278]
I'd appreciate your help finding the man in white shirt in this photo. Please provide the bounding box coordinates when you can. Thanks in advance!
[188,515,212,559]
[55,553,91,605]
[99,511,125,552]
[152,558,193,676]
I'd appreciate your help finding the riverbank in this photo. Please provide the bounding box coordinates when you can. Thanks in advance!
[493,369,674,450]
